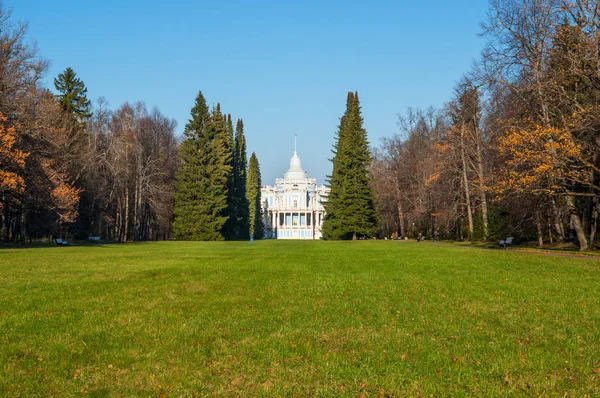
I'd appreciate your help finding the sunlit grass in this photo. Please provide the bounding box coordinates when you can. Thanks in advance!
[1,241,599,396]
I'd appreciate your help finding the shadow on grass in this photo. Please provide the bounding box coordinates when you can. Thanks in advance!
[0,240,150,250]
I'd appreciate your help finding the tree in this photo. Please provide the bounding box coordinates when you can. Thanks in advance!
[173,94,231,241]
[0,113,27,205]
[446,81,490,240]
[54,67,92,124]
[323,92,378,240]
[0,3,182,243]
[233,119,249,239]
[0,5,48,118]
[42,158,81,236]
[172,92,212,240]
[222,113,236,240]
[246,152,264,239]
[479,0,590,249]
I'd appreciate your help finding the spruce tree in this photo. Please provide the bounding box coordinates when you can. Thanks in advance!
[222,114,236,240]
[246,152,264,239]
[54,67,92,123]
[173,92,231,240]
[322,92,378,240]
[234,119,249,239]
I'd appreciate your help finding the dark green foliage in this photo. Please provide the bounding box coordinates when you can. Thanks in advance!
[173,93,231,241]
[222,114,236,240]
[233,119,250,239]
[323,92,378,240]
[53,67,92,123]
[246,152,264,239]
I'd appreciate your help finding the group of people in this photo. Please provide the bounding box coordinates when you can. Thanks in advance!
[417,230,440,243]
[386,230,439,243]
[416,230,439,243]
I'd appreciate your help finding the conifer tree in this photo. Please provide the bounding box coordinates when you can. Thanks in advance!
[322,92,378,240]
[54,67,92,123]
[222,114,236,239]
[234,119,249,239]
[246,152,264,239]
[173,92,231,240]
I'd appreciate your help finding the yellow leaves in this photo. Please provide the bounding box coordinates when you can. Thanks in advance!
[425,172,440,187]
[42,159,82,224]
[496,124,585,197]
[434,141,450,153]
[0,112,28,195]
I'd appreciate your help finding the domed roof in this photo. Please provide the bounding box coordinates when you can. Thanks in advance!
[284,151,307,179]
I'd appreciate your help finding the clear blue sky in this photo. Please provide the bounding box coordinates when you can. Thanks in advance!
[14,0,488,185]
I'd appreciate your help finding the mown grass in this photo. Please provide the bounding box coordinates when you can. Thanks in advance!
[0,240,599,396]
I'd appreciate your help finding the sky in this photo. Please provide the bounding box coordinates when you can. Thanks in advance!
[13,0,489,185]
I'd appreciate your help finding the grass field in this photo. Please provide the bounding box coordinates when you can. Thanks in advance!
[1,241,599,396]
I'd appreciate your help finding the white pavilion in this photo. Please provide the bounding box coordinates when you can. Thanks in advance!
[261,146,329,239]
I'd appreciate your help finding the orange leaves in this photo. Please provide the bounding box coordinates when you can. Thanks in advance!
[0,112,28,196]
[42,159,82,224]
[495,124,584,197]
[425,172,440,187]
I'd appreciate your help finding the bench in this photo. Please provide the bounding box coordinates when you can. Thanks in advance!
[499,237,513,248]
[55,239,68,246]
[88,236,101,243]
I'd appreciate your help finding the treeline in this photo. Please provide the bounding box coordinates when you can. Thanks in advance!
[0,3,178,242]
[372,0,600,250]
[0,5,263,242]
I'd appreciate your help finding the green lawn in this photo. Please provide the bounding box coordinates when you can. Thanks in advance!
[1,241,599,396]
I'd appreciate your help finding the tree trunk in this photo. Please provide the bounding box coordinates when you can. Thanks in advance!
[2,204,8,242]
[115,199,121,242]
[397,201,405,238]
[123,188,129,242]
[536,211,544,247]
[590,200,598,247]
[567,195,589,251]
[474,127,488,240]
[551,197,564,241]
[394,184,406,237]
[133,180,139,241]
[460,123,474,237]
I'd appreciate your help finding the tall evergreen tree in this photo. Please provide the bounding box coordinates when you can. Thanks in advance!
[222,114,236,239]
[54,67,92,123]
[246,152,264,239]
[173,92,231,240]
[53,67,94,239]
[234,119,249,239]
[322,92,378,240]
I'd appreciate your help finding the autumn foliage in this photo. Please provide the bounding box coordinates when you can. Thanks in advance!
[0,113,28,200]
[42,159,82,224]
[496,125,584,197]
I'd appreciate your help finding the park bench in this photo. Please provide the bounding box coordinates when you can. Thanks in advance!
[499,237,513,248]
[55,239,68,246]
[89,236,101,243]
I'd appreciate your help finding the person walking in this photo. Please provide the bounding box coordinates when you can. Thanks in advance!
[433,230,439,244]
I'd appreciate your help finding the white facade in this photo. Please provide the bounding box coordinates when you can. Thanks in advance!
[261,150,329,239]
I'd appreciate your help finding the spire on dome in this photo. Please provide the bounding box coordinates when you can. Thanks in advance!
[284,135,307,179]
